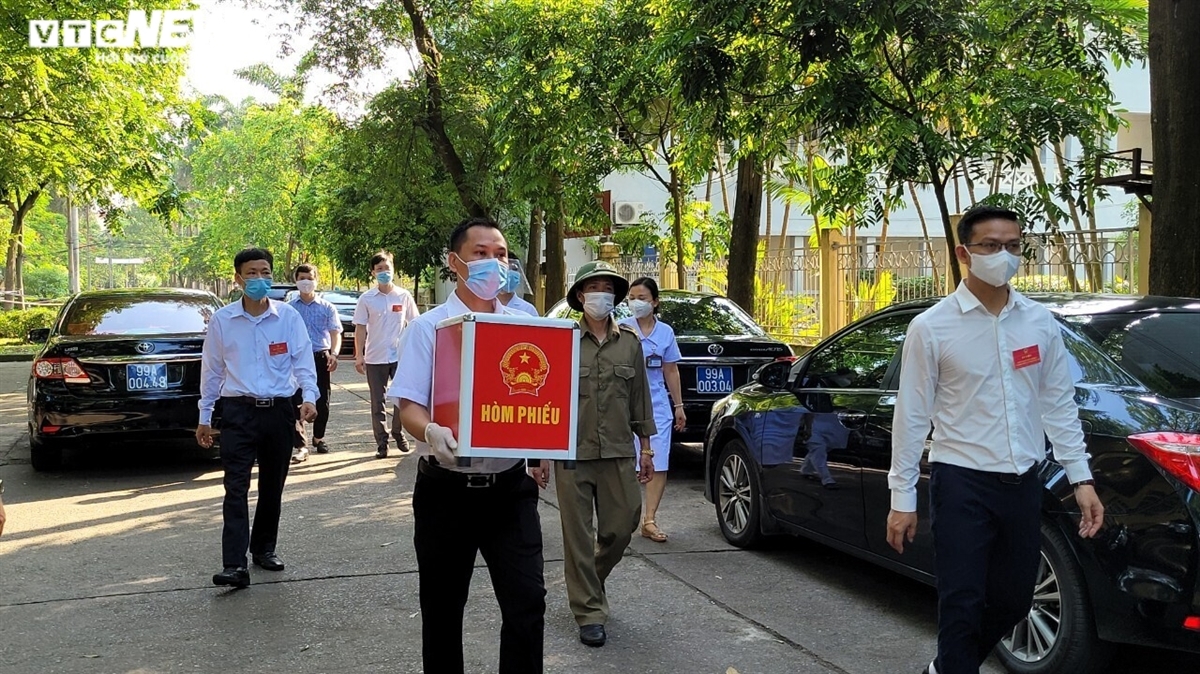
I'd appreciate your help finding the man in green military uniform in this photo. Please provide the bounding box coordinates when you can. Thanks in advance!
[556,261,657,648]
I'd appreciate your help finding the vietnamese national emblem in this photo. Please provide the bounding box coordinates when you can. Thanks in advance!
[500,342,550,396]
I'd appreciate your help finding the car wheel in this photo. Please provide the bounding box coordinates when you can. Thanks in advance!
[995,523,1112,674]
[714,439,762,548]
[30,434,64,471]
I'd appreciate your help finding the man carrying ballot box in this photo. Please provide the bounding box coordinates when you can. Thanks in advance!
[557,261,657,648]
[390,217,548,674]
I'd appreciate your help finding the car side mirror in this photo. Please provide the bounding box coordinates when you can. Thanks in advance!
[27,328,50,343]
[753,358,795,390]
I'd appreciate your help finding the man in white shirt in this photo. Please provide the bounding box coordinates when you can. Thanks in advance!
[197,248,319,589]
[887,205,1105,674]
[353,250,419,458]
[389,217,548,674]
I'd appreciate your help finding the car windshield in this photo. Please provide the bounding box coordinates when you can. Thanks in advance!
[61,296,217,336]
[1065,311,1200,399]
[322,291,360,305]
[658,296,767,337]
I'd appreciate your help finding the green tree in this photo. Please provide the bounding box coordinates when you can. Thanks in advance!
[317,83,464,285]
[0,0,193,306]
[183,96,337,279]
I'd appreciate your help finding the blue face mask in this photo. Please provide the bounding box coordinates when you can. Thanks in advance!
[502,266,521,294]
[376,271,393,285]
[456,255,507,301]
[243,277,272,301]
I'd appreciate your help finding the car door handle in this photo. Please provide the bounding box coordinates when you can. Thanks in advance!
[837,411,868,428]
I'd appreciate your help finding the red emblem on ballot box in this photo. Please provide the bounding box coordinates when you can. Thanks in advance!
[432,314,579,461]
[500,343,550,395]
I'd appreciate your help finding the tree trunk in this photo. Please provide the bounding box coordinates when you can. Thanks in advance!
[964,162,979,205]
[926,161,963,286]
[908,180,941,291]
[3,188,41,309]
[284,234,296,277]
[718,142,730,215]
[728,155,763,313]
[524,207,543,307]
[1148,0,1200,297]
[544,181,567,308]
[399,0,487,219]
[1027,149,1082,292]
[773,170,797,289]
[669,166,687,290]
[1053,141,1103,291]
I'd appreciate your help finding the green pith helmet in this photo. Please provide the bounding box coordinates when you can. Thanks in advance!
[567,260,629,311]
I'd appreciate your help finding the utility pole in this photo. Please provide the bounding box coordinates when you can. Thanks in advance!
[66,195,81,294]
[84,206,91,291]
[108,235,115,288]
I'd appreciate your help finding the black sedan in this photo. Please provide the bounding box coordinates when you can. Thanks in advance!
[26,288,223,471]
[704,294,1200,672]
[284,288,360,357]
[546,289,793,440]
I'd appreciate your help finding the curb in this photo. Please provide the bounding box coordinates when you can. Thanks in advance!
[0,353,34,363]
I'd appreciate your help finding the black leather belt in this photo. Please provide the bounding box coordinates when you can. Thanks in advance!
[417,457,525,488]
[225,396,292,408]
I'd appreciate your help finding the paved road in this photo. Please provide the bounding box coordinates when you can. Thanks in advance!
[0,361,1191,673]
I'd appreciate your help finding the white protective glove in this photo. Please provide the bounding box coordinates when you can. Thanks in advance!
[423,422,458,466]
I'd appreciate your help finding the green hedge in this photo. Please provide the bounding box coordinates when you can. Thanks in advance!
[0,307,58,340]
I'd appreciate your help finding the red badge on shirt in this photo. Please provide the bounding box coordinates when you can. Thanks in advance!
[1013,345,1041,369]
[269,342,288,357]
[390,303,403,312]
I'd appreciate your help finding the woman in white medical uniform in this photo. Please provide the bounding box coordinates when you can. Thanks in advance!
[619,277,686,542]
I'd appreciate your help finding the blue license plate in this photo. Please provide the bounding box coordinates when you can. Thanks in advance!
[696,366,734,394]
[126,363,168,391]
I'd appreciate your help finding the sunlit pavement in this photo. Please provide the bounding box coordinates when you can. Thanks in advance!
[0,361,1190,673]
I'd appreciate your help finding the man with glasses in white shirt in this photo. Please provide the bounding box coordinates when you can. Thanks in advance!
[887,205,1105,674]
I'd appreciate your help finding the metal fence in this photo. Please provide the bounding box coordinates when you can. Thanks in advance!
[573,227,1139,348]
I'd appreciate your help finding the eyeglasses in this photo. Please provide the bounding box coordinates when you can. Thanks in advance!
[964,241,1023,255]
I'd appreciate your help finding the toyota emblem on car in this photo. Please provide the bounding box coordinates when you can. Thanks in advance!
[135,342,155,354]
[708,343,724,356]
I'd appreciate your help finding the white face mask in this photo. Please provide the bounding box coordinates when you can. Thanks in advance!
[628,299,653,319]
[969,251,1021,287]
[583,292,615,320]
[296,279,317,295]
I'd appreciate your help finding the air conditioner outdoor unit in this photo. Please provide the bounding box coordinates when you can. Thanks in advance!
[612,201,644,226]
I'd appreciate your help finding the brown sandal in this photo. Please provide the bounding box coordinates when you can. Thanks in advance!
[641,519,668,542]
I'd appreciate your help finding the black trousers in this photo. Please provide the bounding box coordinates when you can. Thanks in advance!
[293,350,333,439]
[930,463,1042,674]
[413,460,545,674]
[219,399,294,568]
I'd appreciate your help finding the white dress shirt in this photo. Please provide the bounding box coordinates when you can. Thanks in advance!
[353,285,419,364]
[387,290,522,474]
[198,300,319,425]
[503,295,540,317]
[888,283,1093,512]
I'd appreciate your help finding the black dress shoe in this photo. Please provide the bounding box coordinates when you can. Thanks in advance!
[376,446,388,459]
[579,624,606,647]
[213,567,250,588]
[252,552,285,571]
